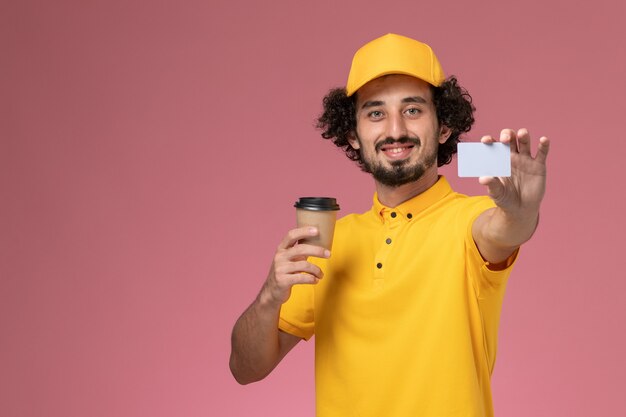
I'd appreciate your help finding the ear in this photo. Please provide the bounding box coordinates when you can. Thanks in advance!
[438,125,452,144]
[347,132,361,149]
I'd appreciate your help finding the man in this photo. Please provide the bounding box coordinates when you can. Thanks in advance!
[229,33,550,417]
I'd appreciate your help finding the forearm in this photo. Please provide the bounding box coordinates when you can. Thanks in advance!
[229,226,326,384]
[474,207,539,264]
[229,293,283,384]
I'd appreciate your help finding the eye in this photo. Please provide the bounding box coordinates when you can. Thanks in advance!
[405,107,421,116]
[367,110,384,120]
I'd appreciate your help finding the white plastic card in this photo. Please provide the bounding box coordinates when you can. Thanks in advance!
[457,142,511,177]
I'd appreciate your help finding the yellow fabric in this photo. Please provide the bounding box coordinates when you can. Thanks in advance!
[279,177,516,417]
[346,33,446,96]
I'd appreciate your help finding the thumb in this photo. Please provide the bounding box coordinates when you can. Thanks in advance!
[478,176,505,201]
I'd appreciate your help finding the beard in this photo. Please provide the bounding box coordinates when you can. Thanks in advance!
[359,135,438,187]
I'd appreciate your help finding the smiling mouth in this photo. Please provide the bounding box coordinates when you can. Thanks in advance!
[379,143,415,160]
[381,143,414,153]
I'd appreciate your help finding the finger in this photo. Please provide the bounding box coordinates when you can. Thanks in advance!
[289,272,321,286]
[516,128,531,156]
[500,129,517,153]
[276,260,324,279]
[535,136,550,164]
[480,135,495,144]
[278,227,318,250]
[283,243,331,261]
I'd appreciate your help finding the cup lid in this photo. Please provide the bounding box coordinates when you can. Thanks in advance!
[294,197,340,211]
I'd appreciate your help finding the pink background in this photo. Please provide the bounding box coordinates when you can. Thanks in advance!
[2,0,625,416]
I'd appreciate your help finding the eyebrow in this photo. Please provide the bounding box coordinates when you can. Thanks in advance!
[360,96,428,109]
[402,96,427,104]
[361,100,384,109]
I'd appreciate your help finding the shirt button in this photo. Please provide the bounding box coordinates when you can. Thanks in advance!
[376,262,383,269]
[390,212,397,218]
[385,238,392,244]
[407,213,413,219]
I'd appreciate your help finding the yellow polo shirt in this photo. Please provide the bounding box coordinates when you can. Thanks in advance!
[279,176,515,417]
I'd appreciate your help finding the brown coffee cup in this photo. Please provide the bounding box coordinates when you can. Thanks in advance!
[295,197,340,250]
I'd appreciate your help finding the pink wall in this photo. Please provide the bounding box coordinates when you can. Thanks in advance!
[2,0,625,416]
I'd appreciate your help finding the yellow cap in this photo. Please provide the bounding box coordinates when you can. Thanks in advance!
[345,34,445,96]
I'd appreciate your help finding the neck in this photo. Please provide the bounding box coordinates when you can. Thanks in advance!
[375,168,439,207]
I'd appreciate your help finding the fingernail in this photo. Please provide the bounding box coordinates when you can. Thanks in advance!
[324,249,331,258]
[309,227,318,235]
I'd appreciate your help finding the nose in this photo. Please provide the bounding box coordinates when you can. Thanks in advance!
[386,112,408,139]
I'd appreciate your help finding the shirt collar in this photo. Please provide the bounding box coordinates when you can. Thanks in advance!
[372,176,453,223]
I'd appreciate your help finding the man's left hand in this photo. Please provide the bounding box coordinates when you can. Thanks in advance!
[478,128,550,216]
[472,128,550,265]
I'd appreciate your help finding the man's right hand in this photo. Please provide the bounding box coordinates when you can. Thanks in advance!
[229,226,330,384]
[260,226,330,307]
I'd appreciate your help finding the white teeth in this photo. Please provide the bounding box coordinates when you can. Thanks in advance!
[381,145,412,155]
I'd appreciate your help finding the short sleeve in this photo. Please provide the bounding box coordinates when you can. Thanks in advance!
[463,197,518,295]
[463,197,518,372]
[278,257,326,341]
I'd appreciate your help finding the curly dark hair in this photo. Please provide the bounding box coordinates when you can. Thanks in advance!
[316,76,475,168]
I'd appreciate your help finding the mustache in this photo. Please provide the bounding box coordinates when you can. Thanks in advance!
[375,136,421,153]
